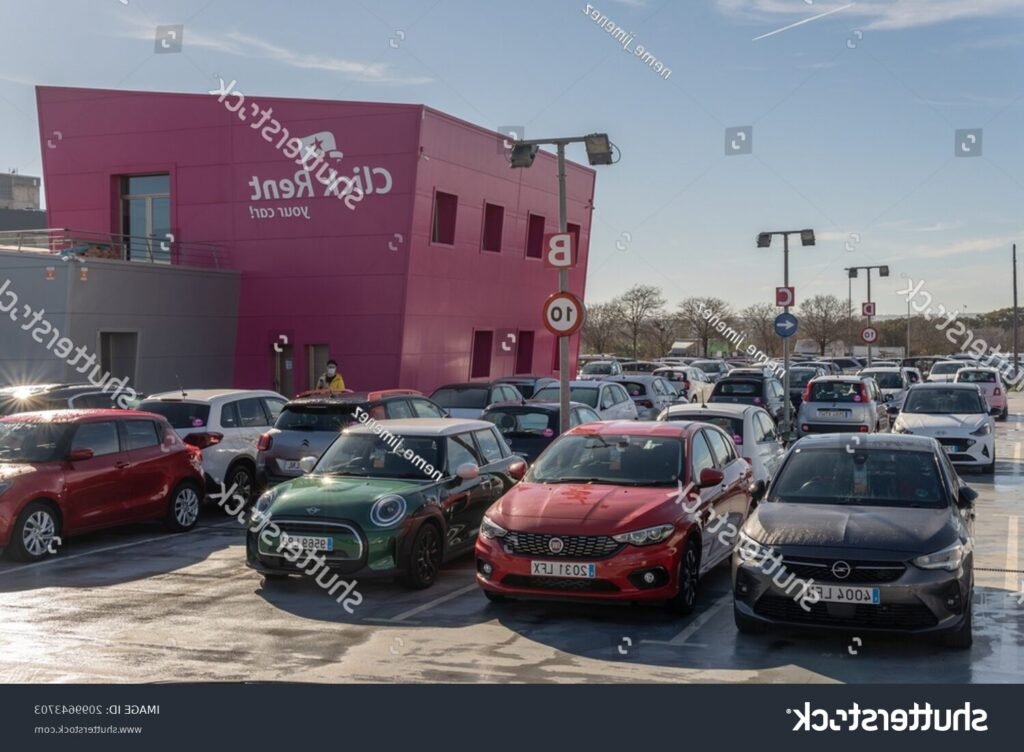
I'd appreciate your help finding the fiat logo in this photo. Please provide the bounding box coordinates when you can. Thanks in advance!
[548,537,565,554]
[831,560,852,579]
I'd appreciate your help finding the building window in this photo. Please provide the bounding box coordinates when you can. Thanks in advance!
[121,174,171,264]
[99,332,138,385]
[307,344,330,390]
[481,202,504,253]
[567,222,581,254]
[471,330,493,379]
[515,330,534,374]
[432,191,458,245]
[525,214,545,259]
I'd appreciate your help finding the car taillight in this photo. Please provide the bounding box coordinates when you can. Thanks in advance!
[858,425,870,432]
[860,384,871,402]
[802,384,813,403]
[185,445,203,461]
[994,387,1002,396]
[257,432,273,451]
[184,432,223,449]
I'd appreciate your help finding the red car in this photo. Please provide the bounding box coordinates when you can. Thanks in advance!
[0,410,205,561]
[476,420,755,613]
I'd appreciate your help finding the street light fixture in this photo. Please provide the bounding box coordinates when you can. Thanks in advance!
[846,264,892,366]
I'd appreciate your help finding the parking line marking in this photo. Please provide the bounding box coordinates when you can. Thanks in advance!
[0,521,237,578]
[643,591,731,647]
[380,583,480,623]
[1014,442,1022,474]
[1007,516,1020,592]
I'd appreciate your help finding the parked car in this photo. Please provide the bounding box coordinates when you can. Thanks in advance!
[787,366,826,411]
[494,376,558,399]
[902,367,924,386]
[0,383,145,415]
[859,367,910,403]
[577,359,624,380]
[0,409,205,561]
[690,359,732,383]
[429,382,524,419]
[476,420,754,613]
[248,419,526,588]
[796,376,890,436]
[954,366,1008,421]
[733,433,976,648]
[926,361,967,383]
[708,373,787,425]
[652,366,715,404]
[619,360,661,374]
[658,402,784,485]
[902,356,954,379]
[822,357,865,374]
[257,389,446,488]
[892,383,996,473]
[482,401,601,462]
[531,380,638,421]
[139,389,287,504]
[605,374,680,420]
[802,360,842,376]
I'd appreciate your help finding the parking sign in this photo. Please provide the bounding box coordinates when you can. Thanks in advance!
[862,302,876,317]
[543,233,577,269]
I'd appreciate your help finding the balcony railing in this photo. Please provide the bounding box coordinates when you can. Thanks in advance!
[0,228,222,269]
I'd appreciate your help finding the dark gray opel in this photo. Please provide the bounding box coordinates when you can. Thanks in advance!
[732,433,976,648]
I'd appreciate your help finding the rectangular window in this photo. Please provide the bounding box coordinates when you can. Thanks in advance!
[567,222,581,255]
[99,332,138,387]
[525,213,545,259]
[432,191,458,245]
[307,344,329,390]
[471,330,493,379]
[481,202,504,253]
[123,420,161,450]
[515,330,534,374]
[121,174,171,264]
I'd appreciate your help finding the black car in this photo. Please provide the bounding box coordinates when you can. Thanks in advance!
[493,375,558,399]
[733,433,976,648]
[429,382,525,419]
[786,367,826,410]
[708,372,787,424]
[480,400,602,462]
[0,383,142,414]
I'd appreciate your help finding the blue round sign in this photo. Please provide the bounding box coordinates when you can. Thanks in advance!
[774,312,798,338]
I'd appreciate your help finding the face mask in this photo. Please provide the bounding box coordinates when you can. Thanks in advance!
[327,368,336,376]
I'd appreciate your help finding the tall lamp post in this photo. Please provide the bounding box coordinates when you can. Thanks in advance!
[510,132,615,433]
[847,264,890,366]
[757,228,815,438]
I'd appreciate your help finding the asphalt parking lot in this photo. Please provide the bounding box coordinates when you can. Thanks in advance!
[2,400,1023,684]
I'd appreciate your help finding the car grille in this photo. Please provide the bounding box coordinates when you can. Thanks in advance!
[501,574,620,593]
[781,558,906,583]
[505,531,623,558]
[754,595,938,630]
[936,437,971,453]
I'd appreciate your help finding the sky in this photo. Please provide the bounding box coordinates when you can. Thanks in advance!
[2,0,1023,317]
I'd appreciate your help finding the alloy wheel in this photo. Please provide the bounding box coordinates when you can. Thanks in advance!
[22,509,56,557]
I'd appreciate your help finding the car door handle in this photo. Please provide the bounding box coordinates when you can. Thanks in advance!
[115,461,131,469]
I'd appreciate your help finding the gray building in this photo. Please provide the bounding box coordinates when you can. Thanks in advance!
[0,173,41,211]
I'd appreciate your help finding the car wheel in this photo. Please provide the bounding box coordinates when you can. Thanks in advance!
[165,482,201,532]
[999,407,1008,422]
[666,538,700,615]
[402,522,443,589]
[482,589,506,603]
[982,449,996,475]
[943,601,973,649]
[226,462,255,507]
[8,501,60,562]
[734,604,767,634]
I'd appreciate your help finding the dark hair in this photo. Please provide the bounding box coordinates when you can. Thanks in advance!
[327,359,338,367]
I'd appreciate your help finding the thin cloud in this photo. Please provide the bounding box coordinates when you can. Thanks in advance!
[715,0,1024,31]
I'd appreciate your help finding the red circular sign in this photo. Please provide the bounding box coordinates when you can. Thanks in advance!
[861,326,879,344]
[543,291,585,337]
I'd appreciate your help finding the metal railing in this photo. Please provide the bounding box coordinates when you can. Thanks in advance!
[0,228,222,269]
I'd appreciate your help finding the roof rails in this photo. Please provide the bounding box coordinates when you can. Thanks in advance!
[367,389,423,400]
[294,388,355,399]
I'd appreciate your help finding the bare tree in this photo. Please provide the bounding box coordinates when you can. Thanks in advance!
[799,295,848,355]
[739,303,777,356]
[646,312,679,358]
[617,285,666,359]
[678,297,733,357]
[582,300,626,355]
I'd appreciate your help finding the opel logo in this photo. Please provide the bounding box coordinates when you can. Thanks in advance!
[831,560,852,579]
[548,537,565,554]
[306,507,321,515]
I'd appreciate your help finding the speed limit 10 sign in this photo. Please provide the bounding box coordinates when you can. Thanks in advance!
[543,291,585,337]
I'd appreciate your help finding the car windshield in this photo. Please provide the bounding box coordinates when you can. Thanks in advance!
[316,433,443,480]
[863,371,903,389]
[581,362,615,375]
[769,447,946,509]
[533,386,599,408]
[788,369,817,386]
[809,382,864,403]
[691,361,720,373]
[0,421,69,463]
[903,389,986,415]
[484,409,556,437]
[665,414,744,443]
[499,382,539,398]
[138,401,211,429]
[430,387,489,409]
[957,370,996,384]
[527,433,683,486]
[275,404,360,431]
[930,362,962,375]
[714,380,759,396]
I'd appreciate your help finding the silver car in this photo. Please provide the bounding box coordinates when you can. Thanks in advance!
[796,376,890,436]
[605,374,679,420]
[531,380,638,420]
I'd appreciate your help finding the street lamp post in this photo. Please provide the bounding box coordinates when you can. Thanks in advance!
[846,264,890,366]
[757,228,815,438]
[510,132,615,433]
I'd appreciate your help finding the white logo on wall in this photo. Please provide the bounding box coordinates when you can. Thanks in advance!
[247,130,393,220]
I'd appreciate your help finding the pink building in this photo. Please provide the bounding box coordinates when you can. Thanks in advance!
[35,86,595,396]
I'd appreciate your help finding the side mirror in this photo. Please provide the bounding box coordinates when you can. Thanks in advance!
[508,460,527,481]
[69,448,94,462]
[697,467,725,488]
[749,479,767,503]
[298,456,318,474]
[456,462,480,481]
[958,486,978,508]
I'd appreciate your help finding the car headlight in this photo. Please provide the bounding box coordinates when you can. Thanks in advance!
[480,515,507,539]
[970,423,991,436]
[370,495,407,527]
[612,524,674,546]
[0,481,11,496]
[253,489,277,516]
[913,541,967,571]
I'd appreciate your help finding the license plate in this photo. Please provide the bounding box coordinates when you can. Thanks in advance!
[819,410,848,417]
[943,445,956,454]
[282,460,301,471]
[281,534,333,553]
[808,585,880,604]
[530,561,596,578]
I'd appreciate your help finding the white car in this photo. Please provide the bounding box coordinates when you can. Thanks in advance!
[652,366,715,404]
[139,389,288,503]
[892,383,995,473]
[859,367,909,403]
[577,359,623,380]
[954,366,1008,421]
[657,402,785,485]
[926,360,968,383]
[531,380,638,420]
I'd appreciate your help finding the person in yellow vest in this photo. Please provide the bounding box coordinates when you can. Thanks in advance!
[316,359,346,390]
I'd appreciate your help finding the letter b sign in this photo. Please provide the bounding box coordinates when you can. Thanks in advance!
[543,232,577,269]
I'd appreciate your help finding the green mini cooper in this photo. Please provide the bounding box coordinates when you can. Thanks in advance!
[246,418,526,588]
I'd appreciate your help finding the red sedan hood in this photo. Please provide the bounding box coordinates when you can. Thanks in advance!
[491,482,676,535]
